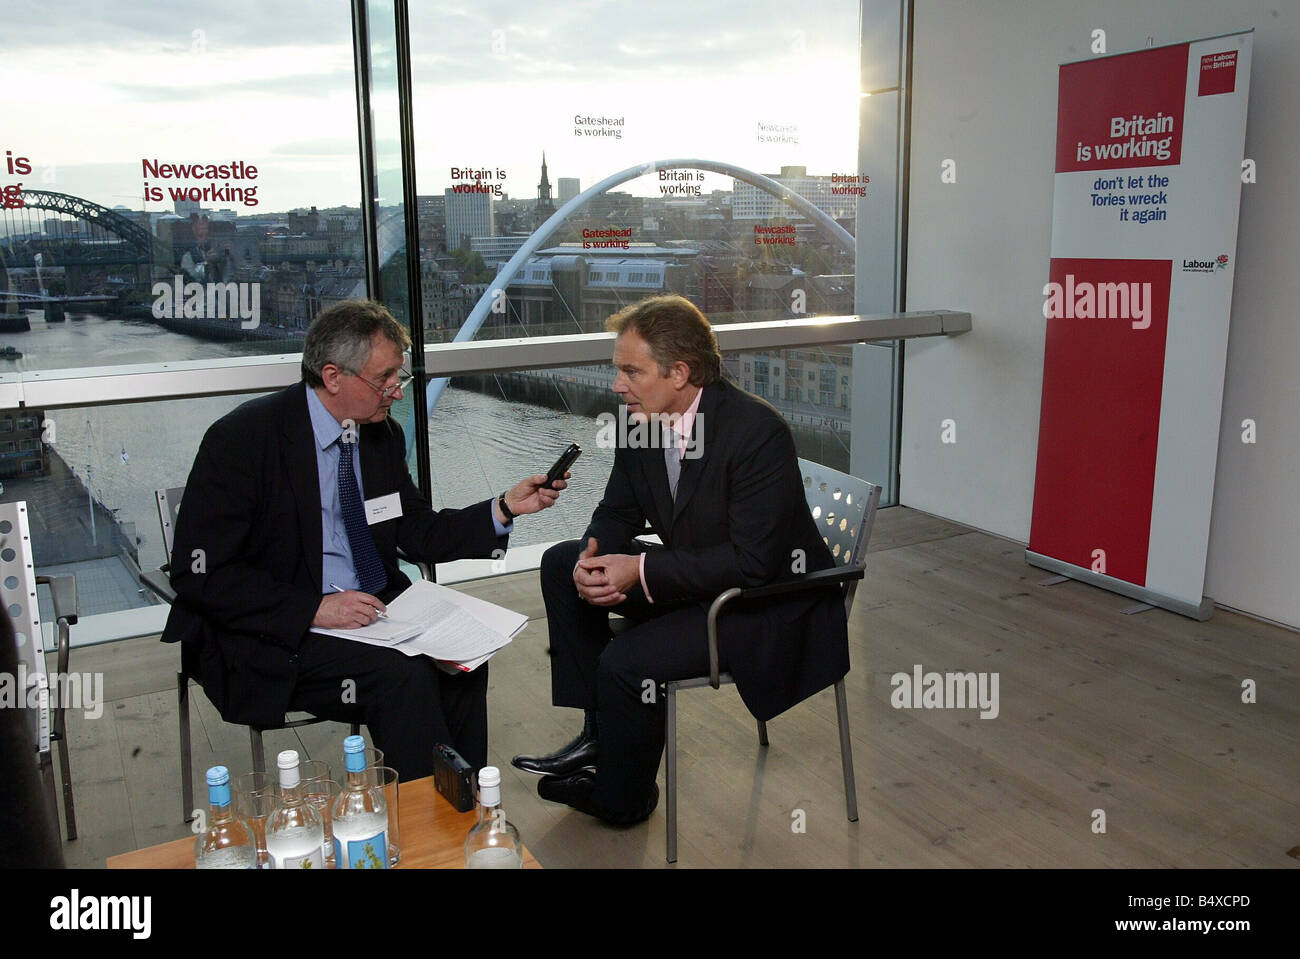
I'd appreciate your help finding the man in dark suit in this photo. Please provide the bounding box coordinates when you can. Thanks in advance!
[162,299,562,780]
[512,295,847,823]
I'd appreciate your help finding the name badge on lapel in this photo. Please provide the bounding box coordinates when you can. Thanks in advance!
[364,492,402,525]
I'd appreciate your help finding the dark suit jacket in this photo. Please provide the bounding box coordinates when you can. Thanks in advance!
[160,382,506,727]
[585,378,849,721]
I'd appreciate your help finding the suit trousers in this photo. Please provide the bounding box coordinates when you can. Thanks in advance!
[285,632,488,781]
[541,540,725,821]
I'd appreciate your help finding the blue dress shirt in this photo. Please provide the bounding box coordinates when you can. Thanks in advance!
[304,387,510,595]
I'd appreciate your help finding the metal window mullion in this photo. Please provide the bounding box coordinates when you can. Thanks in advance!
[891,0,916,506]
[392,0,432,499]
[350,0,382,299]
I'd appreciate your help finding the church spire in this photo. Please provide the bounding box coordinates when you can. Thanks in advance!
[536,152,554,212]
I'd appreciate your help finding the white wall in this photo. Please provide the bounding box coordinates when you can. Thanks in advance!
[902,0,1300,627]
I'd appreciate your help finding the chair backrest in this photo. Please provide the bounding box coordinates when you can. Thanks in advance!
[0,501,51,757]
[155,487,184,559]
[798,458,882,614]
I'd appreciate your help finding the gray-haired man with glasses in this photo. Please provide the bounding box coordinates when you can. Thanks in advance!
[162,299,566,779]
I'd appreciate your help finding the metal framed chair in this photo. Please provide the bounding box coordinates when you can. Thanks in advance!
[662,459,882,863]
[140,487,360,822]
[1,501,80,841]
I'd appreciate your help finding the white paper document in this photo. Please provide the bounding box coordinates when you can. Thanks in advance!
[312,580,527,670]
[312,616,424,646]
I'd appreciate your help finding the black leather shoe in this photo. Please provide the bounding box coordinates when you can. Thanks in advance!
[537,772,659,825]
[512,711,599,776]
[510,731,599,776]
[537,770,599,815]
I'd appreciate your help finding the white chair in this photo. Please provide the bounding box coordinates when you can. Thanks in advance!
[662,459,882,863]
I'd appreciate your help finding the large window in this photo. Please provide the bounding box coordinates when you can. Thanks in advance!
[406,1,864,498]
[0,0,893,629]
[0,1,364,372]
[408,2,859,344]
[19,393,256,618]
[0,2,366,619]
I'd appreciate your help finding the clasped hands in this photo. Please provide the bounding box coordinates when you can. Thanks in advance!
[573,537,640,607]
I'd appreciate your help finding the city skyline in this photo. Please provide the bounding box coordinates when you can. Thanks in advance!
[1,157,861,241]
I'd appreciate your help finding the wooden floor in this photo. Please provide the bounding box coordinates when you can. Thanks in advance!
[49,507,1300,869]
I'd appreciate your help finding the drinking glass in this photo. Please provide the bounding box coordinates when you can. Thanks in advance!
[369,766,400,866]
[298,759,332,788]
[303,778,342,868]
[233,770,277,869]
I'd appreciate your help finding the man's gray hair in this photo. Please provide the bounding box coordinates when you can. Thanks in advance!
[302,299,411,388]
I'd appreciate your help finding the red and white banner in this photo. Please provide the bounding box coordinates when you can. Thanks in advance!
[1028,32,1252,619]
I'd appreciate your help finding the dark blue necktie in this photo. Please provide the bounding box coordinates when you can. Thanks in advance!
[337,438,387,595]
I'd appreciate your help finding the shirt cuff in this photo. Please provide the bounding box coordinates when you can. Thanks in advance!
[491,510,513,536]
[639,552,653,603]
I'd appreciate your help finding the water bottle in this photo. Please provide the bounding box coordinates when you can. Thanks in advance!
[464,766,522,868]
[266,750,325,869]
[194,765,256,869]
[332,735,389,869]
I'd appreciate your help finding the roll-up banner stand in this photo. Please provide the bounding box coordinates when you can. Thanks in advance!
[1027,31,1253,621]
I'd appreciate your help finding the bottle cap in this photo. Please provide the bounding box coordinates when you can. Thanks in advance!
[277,749,300,789]
[478,766,501,788]
[344,735,367,773]
[205,765,230,787]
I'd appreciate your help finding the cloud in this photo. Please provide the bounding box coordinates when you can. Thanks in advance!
[109,70,354,103]
[0,0,349,53]
[271,137,358,157]
[405,0,856,83]
[3,0,862,212]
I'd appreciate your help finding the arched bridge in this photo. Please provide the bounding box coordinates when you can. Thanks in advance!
[2,190,153,264]
[421,157,858,424]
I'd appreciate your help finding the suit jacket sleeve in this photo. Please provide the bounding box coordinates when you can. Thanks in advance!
[582,445,647,556]
[169,415,322,648]
[382,419,508,565]
[641,415,800,605]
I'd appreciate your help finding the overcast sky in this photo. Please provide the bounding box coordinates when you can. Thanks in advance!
[1,0,862,215]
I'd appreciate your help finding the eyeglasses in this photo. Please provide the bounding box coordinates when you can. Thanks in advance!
[346,367,414,399]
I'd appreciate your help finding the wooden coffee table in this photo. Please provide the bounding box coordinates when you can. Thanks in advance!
[107,776,540,869]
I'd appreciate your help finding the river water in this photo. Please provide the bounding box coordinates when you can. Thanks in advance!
[2,311,615,575]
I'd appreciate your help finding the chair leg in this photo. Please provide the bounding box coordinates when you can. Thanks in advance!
[55,734,77,841]
[833,679,858,822]
[665,685,678,864]
[250,728,266,774]
[756,719,769,747]
[53,624,76,840]
[39,749,62,844]
[179,672,194,822]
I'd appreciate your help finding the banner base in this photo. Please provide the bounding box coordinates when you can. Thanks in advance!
[1024,551,1215,622]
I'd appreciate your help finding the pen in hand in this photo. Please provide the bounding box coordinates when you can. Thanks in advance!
[330,583,388,619]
